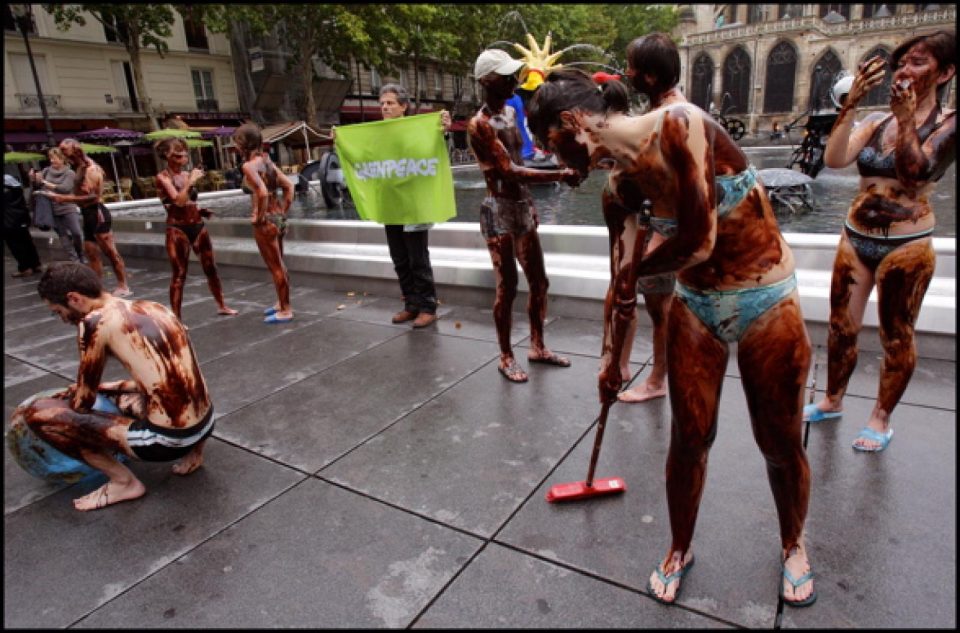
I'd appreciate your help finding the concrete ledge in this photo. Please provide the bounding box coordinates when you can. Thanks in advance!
[32,217,955,359]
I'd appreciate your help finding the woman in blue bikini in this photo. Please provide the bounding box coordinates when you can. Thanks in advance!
[528,61,815,608]
[809,31,955,452]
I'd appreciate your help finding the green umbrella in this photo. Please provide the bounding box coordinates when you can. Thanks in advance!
[79,142,118,155]
[143,129,201,141]
[4,151,45,164]
[78,144,125,202]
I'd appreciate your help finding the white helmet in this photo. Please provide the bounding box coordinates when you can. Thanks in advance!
[831,72,854,108]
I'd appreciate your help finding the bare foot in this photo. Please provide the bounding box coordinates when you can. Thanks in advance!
[618,380,667,403]
[113,286,132,298]
[218,306,239,316]
[527,349,571,367]
[73,479,146,511]
[172,450,204,475]
[782,545,815,606]
[648,550,695,605]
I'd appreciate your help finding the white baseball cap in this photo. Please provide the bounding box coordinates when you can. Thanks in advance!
[474,49,524,79]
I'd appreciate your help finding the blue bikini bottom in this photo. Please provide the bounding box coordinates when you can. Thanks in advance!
[675,274,797,343]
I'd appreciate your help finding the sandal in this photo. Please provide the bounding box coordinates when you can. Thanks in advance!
[781,560,817,607]
[852,426,893,452]
[498,359,528,383]
[647,555,695,605]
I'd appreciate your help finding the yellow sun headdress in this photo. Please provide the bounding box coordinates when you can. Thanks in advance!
[513,33,565,92]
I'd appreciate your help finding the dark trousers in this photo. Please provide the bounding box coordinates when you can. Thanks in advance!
[3,225,41,272]
[384,225,437,314]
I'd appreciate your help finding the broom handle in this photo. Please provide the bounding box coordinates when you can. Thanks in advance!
[585,401,613,488]
[803,353,818,450]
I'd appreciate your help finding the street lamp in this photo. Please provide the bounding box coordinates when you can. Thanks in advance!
[10,4,57,148]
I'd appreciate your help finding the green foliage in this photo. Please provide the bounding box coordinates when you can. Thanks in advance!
[44,4,176,56]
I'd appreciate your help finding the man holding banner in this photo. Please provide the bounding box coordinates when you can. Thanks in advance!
[335,84,454,329]
[468,49,582,383]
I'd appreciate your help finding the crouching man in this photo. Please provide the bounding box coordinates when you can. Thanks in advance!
[16,261,215,511]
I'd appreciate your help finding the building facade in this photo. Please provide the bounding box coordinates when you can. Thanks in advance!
[3,4,244,148]
[675,3,956,135]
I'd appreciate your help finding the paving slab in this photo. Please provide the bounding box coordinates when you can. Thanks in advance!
[73,479,482,629]
[3,440,304,629]
[3,252,955,629]
[321,350,603,537]
[215,331,500,472]
[414,542,731,629]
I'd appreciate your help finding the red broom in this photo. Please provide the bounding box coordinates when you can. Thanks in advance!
[546,401,626,502]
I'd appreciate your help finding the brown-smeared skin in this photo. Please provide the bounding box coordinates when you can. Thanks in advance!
[158,169,227,317]
[22,298,210,459]
[467,104,566,354]
[585,104,809,555]
[243,156,292,312]
[827,234,936,411]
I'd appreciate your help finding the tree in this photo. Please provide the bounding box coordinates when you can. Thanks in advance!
[44,4,179,130]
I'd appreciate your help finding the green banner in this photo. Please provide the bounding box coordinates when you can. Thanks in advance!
[334,113,457,225]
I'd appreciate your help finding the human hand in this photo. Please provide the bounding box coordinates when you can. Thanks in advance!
[189,167,204,185]
[561,168,582,188]
[329,126,337,140]
[598,364,621,405]
[847,55,887,106]
[889,78,916,123]
[440,110,452,132]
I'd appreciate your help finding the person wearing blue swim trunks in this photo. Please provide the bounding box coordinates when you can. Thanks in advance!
[529,50,815,608]
[14,262,216,511]
[815,30,955,453]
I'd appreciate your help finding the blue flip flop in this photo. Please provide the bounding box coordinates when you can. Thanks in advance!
[263,306,279,316]
[264,313,294,324]
[852,426,893,452]
[803,403,842,423]
[647,556,695,606]
[781,564,817,607]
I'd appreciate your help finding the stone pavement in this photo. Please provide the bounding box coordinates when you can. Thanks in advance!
[3,252,956,629]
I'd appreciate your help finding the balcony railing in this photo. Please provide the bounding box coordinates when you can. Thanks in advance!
[195,98,219,112]
[16,93,62,112]
[684,7,956,46]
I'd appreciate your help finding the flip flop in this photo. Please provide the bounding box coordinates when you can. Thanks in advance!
[647,556,695,606]
[781,563,817,607]
[498,361,528,383]
[803,403,842,423]
[852,426,893,452]
[264,314,294,324]
[263,306,279,316]
[528,351,571,367]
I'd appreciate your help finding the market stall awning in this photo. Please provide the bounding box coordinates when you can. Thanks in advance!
[260,121,330,147]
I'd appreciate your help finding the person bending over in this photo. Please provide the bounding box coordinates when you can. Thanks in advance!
[14,262,215,511]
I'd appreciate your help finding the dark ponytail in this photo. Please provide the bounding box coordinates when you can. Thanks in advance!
[527,68,630,148]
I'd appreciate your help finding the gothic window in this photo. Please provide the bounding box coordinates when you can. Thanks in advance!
[863,4,899,18]
[777,4,803,19]
[722,47,751,114]
[861,48,892,106]
[690,53,714,111]
[818,4,851,19]
[747,6,767,23]
[809,50,843,111]
[764,41,797,113]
